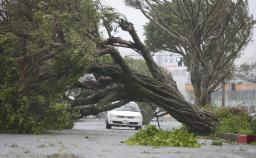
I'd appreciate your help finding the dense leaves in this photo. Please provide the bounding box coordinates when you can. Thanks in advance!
[204,106,254,134]
[126,125,200,147]
[0,0,96,133]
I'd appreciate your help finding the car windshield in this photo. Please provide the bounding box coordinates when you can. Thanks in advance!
[114,102,139,112]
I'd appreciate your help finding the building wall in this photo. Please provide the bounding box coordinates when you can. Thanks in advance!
[125,52,256,111]
[152,52,191,100]
[186,82,256,112]
[125,52,191,100]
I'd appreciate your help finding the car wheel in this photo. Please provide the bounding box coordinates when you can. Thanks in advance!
[135,126,141,130]
[106,124,111,129]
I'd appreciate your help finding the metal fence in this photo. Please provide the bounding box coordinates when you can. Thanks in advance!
[186,90,256,112]
[211,90,256,112]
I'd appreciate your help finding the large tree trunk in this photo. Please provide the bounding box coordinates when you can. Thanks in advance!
[190,65,212,106]
[194,89,212,107]
[87,64,219,135]
[73,19,219,135]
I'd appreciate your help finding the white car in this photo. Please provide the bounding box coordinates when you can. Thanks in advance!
[105,102,143,130]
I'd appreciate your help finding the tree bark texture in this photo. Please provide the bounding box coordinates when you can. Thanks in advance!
[88,64,219,134]
[72,19,219,135]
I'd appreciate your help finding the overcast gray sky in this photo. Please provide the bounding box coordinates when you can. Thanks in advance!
[102,0,256,65]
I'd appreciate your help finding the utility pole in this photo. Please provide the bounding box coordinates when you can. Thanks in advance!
[221,81,225,107]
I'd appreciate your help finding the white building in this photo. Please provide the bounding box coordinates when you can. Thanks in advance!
[152,52,190,100]
[125,51,191,101]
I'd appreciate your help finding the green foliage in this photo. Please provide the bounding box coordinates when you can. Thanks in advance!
[249,141,256,145]
[211,140,223,146]
[204,106,253,134]
[250,117,256,134]
[125,57,170,77]
[126,125,200,148]
[0,100,79,134]
[99,7,121,34]
[124,57,152,77]
[44,103,80,130]
[218,114,252,134]
[0,0,96,133]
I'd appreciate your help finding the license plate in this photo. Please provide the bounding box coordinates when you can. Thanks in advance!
[123,120,129,124]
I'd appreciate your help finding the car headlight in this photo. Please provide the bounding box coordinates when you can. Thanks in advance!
[135,115,142,119]
[107,113,112,118]
[107,114,117,118]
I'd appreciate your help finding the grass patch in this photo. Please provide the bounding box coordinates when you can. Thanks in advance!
[125,125,200,148]
[249,142,256,145]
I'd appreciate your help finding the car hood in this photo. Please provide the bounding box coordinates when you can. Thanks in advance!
[108,110,141,117]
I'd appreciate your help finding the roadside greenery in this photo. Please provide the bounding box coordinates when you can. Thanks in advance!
[211,140,223,146]
[126,125,200,148]
[0,0,96,133]
[204,106,255,135]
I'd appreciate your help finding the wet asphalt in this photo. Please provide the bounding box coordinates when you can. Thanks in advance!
[0,119,255,158]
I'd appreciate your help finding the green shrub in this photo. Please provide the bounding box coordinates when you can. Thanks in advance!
[44,103,80,130]
[125,125,200,148]
[251,117,256,134]
[204,106,253,134]
[0,0,95,134]
[0,52,79,134]
[0,100,79,134]
[217,114,252,134]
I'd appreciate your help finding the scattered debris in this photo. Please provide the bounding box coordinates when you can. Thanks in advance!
[47,153,80,158]
[9,143,18,148]
[24,150,30,154]
[211,140,223,146]
[37,144,47,148]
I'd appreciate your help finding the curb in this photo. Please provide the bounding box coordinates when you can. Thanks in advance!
[216,133,256,144]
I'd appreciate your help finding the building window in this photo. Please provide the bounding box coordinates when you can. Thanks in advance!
[231,84,236,91]
[176,57,183,67]
[165,56,173,63]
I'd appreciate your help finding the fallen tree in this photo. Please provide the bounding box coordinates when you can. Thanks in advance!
[70,19,219,135]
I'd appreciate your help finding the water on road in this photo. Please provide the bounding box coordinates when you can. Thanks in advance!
[0,119,255,158]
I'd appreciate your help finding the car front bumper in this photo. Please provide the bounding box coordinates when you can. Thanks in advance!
[106,118,142,127]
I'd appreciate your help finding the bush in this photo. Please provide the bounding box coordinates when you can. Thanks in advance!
[44,103,80,130]
[0,100,79,134]
[0,52,79,134]
[0,0,94,134]
[251,117,256,134]
[126,125,200,148]
[204,106,253,134]
[211,140,223,146]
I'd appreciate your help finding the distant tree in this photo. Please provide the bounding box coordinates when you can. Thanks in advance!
[236,62,256,83]
[125,0,255,106]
